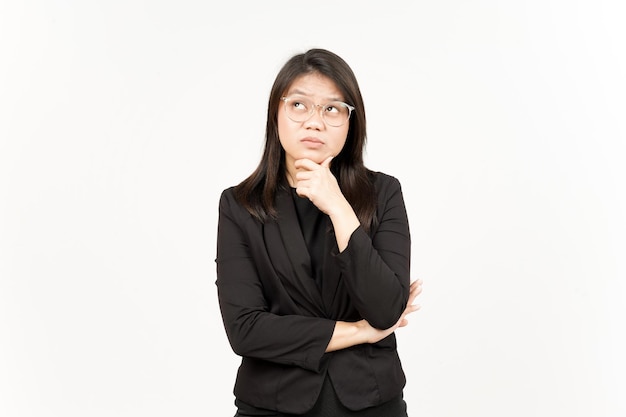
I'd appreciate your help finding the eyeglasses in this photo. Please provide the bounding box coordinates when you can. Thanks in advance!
[281,96,355,127]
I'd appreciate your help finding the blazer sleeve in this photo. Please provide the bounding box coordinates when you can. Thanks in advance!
[333,174,411,329]
[215,189,335,372]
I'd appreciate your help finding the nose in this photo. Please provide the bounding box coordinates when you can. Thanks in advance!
[304,105,325,129]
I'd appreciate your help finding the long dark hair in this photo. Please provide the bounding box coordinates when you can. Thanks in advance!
[234,48,377,231]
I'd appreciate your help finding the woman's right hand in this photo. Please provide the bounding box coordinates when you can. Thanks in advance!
[360,279,423,344]
[326,279,423,352]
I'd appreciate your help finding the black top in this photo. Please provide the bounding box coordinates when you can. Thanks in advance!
[216,171,411,414]
[291,188,327,291]
[233,188,407,416]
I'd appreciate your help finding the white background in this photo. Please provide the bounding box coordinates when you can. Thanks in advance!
[1,1,625,416]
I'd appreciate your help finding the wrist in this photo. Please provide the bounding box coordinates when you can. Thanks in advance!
[329,201,360,252]
[355,319,372,344]
[328,198,356,222]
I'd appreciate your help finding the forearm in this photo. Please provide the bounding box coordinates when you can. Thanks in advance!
[326,279,422,353]
[326,317,403,353]
[220,305,335,370]
[326,319,390,352]
[325,321,364,352]
[333,178,411,329]
[333,227,409,329]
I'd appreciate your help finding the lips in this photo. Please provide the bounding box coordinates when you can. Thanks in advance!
[300,137,324,144]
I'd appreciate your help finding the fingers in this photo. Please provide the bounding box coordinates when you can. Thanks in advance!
[407,279,422,304]
[403,279,423,319]
[410,279,423,292]
[398,303,421,329]
[294,158,325,172]
[405,302,421,315]
[294,159,330,183]
[292,157,343,214]
[376,279,426,336]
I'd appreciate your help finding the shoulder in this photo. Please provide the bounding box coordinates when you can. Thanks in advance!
[219,185,237,203]
[369,170,404,196]
[218,186,244,215]
[368,171,408,217]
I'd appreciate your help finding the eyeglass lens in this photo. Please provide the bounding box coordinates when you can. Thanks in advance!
[284,97,352,127]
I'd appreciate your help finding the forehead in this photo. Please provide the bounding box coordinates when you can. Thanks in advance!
[285,72,344,101]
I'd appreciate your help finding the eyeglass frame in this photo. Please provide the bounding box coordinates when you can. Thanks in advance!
[280,96,355,127]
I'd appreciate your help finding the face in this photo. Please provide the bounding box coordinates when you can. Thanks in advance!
[278,72,350,179]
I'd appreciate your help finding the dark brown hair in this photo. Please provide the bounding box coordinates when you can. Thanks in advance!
[234,48,377,231]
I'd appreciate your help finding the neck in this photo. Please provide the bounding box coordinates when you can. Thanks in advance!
[285,169,296,188]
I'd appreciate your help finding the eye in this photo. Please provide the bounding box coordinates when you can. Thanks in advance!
[325,102,349,116]
[288,98,310,112]
[326,103,346,114]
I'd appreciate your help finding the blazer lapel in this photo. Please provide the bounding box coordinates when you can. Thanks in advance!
[273,189,326,316]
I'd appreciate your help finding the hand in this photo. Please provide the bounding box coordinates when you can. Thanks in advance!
[325,280,423,352]
[396,279,422,328]
[361,279,423,344]
[293,156,346,216]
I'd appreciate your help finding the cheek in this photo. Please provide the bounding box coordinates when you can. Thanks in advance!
[331,130,349,153]
[277,119,291,146]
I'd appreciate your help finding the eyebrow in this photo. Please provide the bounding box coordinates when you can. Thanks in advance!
[287,88,345,102]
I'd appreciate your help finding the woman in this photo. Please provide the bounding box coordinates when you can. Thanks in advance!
[216,48,422,416]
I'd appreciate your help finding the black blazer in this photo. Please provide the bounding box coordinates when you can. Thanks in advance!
[215,171,411,414]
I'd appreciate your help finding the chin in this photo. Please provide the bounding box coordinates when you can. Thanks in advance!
[303,151,330,164]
